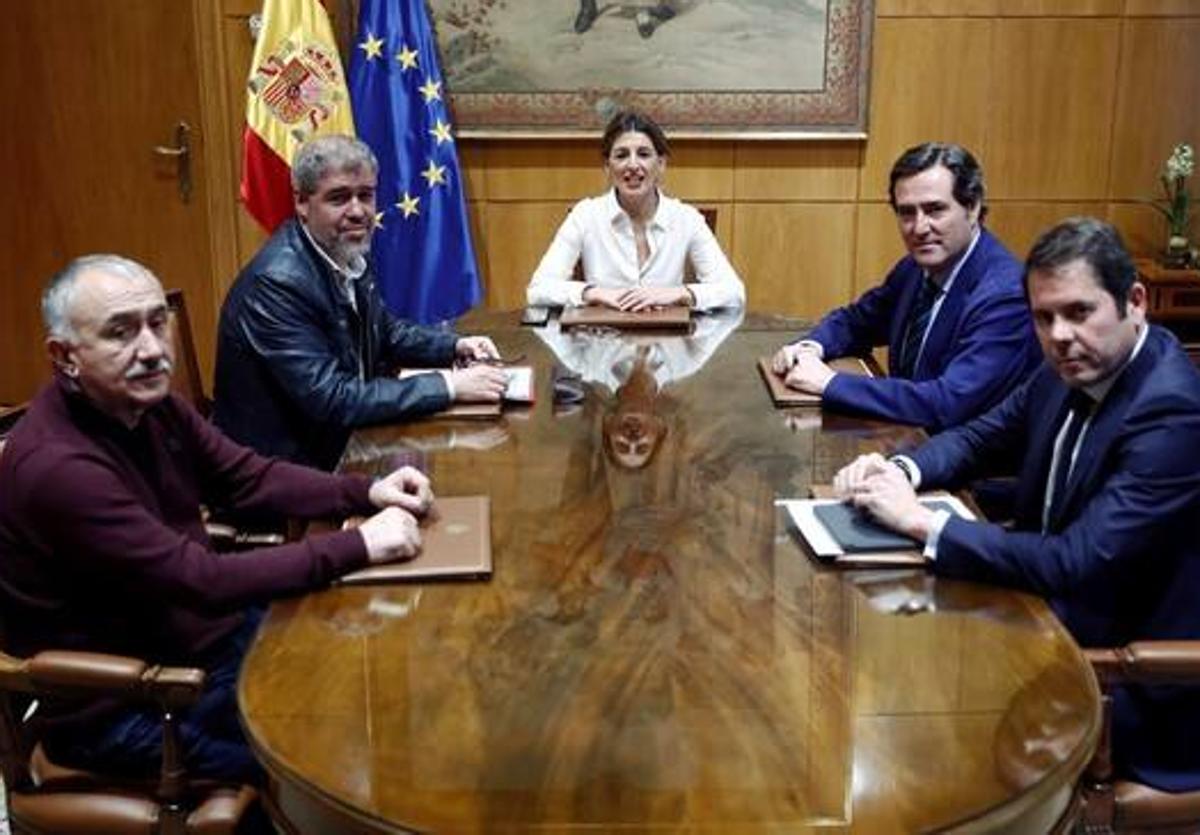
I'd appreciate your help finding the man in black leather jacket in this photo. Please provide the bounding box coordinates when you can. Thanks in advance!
[213,135,508,471]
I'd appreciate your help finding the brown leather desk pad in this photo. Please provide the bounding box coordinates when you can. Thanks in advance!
[559,305,691,330]
[757,356,873,407]
[338,496,492,584]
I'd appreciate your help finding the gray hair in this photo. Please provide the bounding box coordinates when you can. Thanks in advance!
[43,254,160,340]
[291,135,378,197]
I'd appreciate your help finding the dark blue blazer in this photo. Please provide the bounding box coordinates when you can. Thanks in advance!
[913,326,1200,792]
[806,229,1039,431]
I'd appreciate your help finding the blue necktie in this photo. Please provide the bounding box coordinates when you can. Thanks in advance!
[898,278,940,378]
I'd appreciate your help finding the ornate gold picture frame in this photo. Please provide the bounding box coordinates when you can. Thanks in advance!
[430,0,874,139]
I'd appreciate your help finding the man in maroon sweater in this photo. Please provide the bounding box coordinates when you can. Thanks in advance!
[0,254,433,785]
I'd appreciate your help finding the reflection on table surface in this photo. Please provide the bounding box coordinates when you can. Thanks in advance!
[240,311,1099,834]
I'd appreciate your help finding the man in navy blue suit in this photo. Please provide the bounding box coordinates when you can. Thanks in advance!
[772,142,1039,431]
[835,217,1200,792]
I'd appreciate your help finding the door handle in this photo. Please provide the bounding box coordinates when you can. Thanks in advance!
[153,121,191,204]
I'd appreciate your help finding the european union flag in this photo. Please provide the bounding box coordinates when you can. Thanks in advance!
[349,0,481,324]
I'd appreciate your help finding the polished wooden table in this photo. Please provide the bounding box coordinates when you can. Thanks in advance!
[239,311,1100,834]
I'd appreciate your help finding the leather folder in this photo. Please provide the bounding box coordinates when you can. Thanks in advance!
[757,356,873,407]
[338,496,492,584]
[780,488,972,569]
[812,500,959,553]
[558,305,691,330]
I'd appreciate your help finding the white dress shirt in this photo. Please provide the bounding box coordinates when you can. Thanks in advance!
[526,190,745,312]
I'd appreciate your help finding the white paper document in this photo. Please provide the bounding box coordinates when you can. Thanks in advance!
[399,366,534,403]
[775,495,976,558]
[503,366,534,403]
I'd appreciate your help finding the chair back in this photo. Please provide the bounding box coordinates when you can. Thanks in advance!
[0,652,33,792]
[1074,642,1200,831]
[0,642,258,834]
[166,289,211,418]
[0,403,26,459]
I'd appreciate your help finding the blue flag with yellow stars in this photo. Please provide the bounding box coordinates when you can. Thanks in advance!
[349,0,481,323]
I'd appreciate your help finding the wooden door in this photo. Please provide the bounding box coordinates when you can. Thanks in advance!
[0,0,215,404]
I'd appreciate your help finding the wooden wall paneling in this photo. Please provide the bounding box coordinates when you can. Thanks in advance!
[483,142,604,201]
[987,18,1120,200]
[0,1,217,402]
[993,0,1122,14]
[1108,201,1173,257]
[733,204,856,318]
[662,141,736,203]
[457,140,488,202]
[465,201,491,303]
[1123,0,1200,15]
[853,204,908,298]
[194,0,243,323]
[1108,17,1200,223]
[859,19,993,198]
[733,142,861,201]
[709,203,736,256]
[480,202,576,309]
[0,9,44,402]
[986,202,1106,260]
[876,0,998,16]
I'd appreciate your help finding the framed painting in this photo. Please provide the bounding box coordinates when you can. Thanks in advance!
[429,0,874,139]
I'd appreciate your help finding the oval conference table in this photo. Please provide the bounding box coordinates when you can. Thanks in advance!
[239,311,1100,834]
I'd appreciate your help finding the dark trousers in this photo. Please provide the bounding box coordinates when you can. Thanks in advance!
[56,608,266,786]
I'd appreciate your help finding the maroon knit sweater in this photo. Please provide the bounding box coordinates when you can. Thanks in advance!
[0,378,374,669]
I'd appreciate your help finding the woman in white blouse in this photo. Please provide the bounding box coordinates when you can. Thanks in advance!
[526,110,745,313]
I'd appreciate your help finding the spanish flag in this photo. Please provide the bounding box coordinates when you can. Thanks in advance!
[240,0,356,232]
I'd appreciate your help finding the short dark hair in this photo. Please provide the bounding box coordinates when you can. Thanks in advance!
[601,110,670,159]
[888,142,987,219]
[1025,217,1136,314]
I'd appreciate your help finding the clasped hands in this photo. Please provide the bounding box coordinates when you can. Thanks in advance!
[359,465,435,565]
[449,336,510,402]
[832,453,937,542]
[582,284,692,312]
[770,342,836,395]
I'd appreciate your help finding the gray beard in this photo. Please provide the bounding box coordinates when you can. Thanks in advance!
[330,237,372,267]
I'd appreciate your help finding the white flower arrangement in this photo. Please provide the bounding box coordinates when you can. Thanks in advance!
[1153,143,1195,242]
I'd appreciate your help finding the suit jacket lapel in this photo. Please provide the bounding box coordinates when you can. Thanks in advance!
[1050,329,1161,528]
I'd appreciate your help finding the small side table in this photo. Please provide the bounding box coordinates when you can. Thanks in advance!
[1135,258,1200,363]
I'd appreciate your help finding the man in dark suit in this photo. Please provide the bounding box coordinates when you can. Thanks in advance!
[835,217,1200,791]
[771,142,1040,431]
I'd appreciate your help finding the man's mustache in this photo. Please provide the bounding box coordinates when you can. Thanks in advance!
[125,357,173,379]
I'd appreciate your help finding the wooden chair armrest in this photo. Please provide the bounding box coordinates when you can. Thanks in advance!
[1085,641,1200,688]
[1,650,205,710]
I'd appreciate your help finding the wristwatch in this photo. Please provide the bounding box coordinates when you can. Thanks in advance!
[889,455,916,485]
